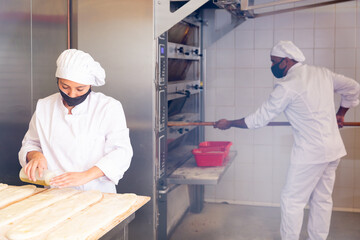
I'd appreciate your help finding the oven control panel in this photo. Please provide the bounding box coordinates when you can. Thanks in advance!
[157,33,167,181]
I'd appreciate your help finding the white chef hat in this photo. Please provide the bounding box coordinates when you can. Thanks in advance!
[270,41,305,62]
[55,49,106,86]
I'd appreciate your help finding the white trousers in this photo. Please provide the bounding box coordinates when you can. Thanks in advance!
[280,159,340,240]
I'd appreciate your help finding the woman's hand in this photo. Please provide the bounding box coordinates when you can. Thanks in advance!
[50,166,104,188]
[25,151,48,182]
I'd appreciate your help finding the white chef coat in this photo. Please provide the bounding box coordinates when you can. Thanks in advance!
[18,91,133,193]
[245,63,360,164]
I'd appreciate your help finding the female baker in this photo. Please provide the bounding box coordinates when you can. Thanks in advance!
[18,49,133,193]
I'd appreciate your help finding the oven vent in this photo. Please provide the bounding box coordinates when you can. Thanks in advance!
[213,0,355,18]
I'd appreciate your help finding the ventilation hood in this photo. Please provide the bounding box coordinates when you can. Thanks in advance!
[155,0,354,38]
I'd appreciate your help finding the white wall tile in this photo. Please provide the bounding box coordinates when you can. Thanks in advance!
[204,185,216,200]
[234,144,254,164]
[272,127,294,146]
[204,105,215,122]
[254,49,272,68]
[215,88,235,106]
[314,28,335,48]
[335,166,354,188]
[217,49,235,68]
[217,31,235,50]
[235,87,254,106]
[301,48,314,65]
[294,29,314,48]
[274,29,294,44]
[205,67,217,89]
[235,181,254,202]
[215,179,235,201]
[234,128,254,145]
[336,7,356,28]
[314,49,334,69]
[204,88,216,108]
[335,49,356,68]
[255,30,274,49]
[216,69,235,88]
[274,11,294,29]
[253,165,273,183]
[254,127,273,145]
[235,68,254,88]
[315,5,335,28]
[253,144,273,165]
[235,18,254,30]
[294,9,315,29]
[253,181,273,203]
[254,14,274,30]
[236,49,254,68]
[254,88,273,108]
[254,68,273,88]
[335,28,356,48]
[334,68,356,80]
[272,145,292,167]
[333,187,354,208]
[235,162,253,182]
[235,30,254,49]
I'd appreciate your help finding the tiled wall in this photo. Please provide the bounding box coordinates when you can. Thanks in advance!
[204,0,360,211]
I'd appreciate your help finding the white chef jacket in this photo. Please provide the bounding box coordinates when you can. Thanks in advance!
[18,91,133,193]
[245,63,360,164]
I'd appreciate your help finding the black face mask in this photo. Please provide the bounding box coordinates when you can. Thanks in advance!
[271,59,286,79]
[59,87,91,107]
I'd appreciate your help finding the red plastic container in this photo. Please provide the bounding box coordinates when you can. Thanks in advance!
[192,141,232,167]
[198,141,232,155]
[192,148,226,167]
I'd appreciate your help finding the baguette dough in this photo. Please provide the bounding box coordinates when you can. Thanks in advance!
[0,184,8,191]
[6,190,103,240]
[0,188,78,228]
[46,193,137,240]
[0,185,36,209]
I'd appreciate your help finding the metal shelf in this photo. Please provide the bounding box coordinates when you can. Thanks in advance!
[167,151,237,185]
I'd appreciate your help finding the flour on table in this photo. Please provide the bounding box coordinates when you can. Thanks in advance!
[6,190,103,240]
[46,193,137,240]
[0,184,8,191]
[0,185,36,209]
[0,188,78,228]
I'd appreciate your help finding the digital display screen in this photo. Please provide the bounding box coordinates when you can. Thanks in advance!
[160,46,164,54]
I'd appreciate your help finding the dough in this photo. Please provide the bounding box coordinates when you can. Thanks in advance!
[46,193,137,240]
[6,190,103,240]
[0,188,78,228]
[0,185,36,209]
[0,184,8,191]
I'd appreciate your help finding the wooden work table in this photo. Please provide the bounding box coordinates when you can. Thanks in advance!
[0,186,150,240]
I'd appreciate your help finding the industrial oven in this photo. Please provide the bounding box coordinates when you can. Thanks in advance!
[156,15,204,239]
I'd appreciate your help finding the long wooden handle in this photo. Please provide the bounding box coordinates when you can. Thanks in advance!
[268,122,360,126]
[167,121,215,126]
[168,121,360,127]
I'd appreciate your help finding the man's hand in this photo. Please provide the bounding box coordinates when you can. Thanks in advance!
[336,106,349,128]
[214,119,232,130]
[25,151,48,182]
[336,115,345,128]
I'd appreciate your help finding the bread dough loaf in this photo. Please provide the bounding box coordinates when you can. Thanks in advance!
[0,188,78,228]
[46,193,137,240]
[6,190,103,240]
[0,184,8,191]
[0,185,36,209]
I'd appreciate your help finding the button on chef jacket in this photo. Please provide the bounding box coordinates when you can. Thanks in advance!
[245,63,360,164]
[18,91,133,193]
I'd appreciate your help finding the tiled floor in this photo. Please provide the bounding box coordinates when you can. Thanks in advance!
[170,203,360,240]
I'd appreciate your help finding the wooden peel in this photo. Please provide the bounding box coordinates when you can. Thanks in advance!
[168,121,360,127]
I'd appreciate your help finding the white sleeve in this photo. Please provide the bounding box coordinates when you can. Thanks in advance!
[18,112,43,167]
[95,101,133,185]
[245,84,292,129]
[332,72,360,108]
